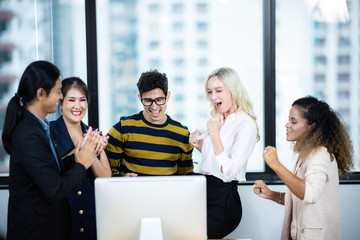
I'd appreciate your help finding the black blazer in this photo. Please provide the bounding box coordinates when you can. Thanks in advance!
[7,110,87,240]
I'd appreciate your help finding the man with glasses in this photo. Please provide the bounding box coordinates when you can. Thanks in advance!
[106,70,194,176]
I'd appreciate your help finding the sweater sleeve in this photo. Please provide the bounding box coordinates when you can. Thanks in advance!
[105,121,124,176]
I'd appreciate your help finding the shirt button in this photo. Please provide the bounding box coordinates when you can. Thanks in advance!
[77,191,82,196]
[79,228,84,232]
[79,210,84,215]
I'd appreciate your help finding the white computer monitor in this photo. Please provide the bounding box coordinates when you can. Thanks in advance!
[95,175,207,240]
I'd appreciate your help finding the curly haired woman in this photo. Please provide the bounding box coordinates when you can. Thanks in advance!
[253,96,353,240]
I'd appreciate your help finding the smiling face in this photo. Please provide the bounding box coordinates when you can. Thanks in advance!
[207,76,236,118]
[61,87,88,125]
[285,105,310,142]
[139,88,169,124]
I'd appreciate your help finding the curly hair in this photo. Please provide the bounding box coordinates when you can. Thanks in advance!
[137,69,168,96]
[293,96,354,176]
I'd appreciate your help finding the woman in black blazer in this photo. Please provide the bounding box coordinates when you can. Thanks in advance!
[2,61,101,240]
[51,77,111,239]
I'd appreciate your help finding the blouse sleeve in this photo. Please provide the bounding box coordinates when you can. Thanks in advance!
[215,117,257,182]
[303,147,332,203]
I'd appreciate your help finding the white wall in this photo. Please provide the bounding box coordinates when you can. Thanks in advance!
[227,184,360,240]
[1,184,360,240]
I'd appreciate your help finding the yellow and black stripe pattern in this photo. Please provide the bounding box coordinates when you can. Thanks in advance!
[106,111,194,176]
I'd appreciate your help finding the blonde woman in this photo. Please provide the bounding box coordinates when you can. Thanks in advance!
[190,67,259,239]
[254,96,354,240]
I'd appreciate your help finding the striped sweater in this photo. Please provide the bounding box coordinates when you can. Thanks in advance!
[106,111,194,176]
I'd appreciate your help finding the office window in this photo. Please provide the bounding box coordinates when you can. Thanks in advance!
[175,94,184,101]
[173,58,185,68]
[339,107,350,117]
[338,89,351,99]
[197,76,205,83]
[174,76,184,84]
[314,21,328,30]
[314,55,327,65]
[198,58,208,67]
[0,0,87,175]
[0,19,9,34]
[197,3,208,14]
[197,40,208,49]
[197,22,208,32]
[339,36,351,47]
[277,0,360,171]
[149,41,160,50]
[173,40,184,50]
[0,48,12,65]
[314,38,326,47]
[338,73,350,82]
[173,22,184,32]
[314,73,326,82]
[148,4,160,14]
[338,22,350,30]
[149,58,161,69]
[337,55,351,65]
[172,3,184,14]
[97,0,264,172]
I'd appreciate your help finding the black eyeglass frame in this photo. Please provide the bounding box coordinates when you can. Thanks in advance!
[140,97,167,106]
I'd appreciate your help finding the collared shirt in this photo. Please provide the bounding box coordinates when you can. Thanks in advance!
[30,111,61,171]
[199,111,257,182]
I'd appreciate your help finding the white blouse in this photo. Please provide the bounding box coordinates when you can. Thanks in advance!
[199,111,257,182]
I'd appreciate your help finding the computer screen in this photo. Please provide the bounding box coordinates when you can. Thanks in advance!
[95,175,207,240]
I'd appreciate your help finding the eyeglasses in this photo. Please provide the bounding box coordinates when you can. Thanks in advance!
[141,97,167,106]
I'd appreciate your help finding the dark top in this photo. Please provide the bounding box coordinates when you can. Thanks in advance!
[50,115,97,240]
[7,110,86,240]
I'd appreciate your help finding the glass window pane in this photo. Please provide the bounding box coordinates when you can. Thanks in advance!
[276,0,360,171]
[97,0,264,172]
[0,0,87,175]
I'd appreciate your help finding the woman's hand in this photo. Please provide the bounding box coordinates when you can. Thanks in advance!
[263,146,281,170]
[95,133,109,156]
[189,129,203,152]
[253,180,273,199]
[83,129,109,156]
[75,127,100,169]
[207,114,224,136]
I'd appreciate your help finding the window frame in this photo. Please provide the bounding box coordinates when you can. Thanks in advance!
[1,0,359,189]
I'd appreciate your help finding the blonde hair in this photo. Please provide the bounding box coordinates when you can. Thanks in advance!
[202,67,260,141]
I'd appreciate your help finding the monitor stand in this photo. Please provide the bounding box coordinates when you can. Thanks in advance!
[139,217,163,240]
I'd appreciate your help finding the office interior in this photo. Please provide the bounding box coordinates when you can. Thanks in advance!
[0,0,360,239]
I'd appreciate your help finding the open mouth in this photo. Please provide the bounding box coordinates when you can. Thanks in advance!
[149,109,161,118]
[216,102,222,109]
[71,111,82,117]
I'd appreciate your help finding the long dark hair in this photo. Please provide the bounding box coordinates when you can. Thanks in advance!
[2,60,60,154]
[292,96,354,176]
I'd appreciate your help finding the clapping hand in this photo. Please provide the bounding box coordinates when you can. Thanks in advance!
[82,129,109,156]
